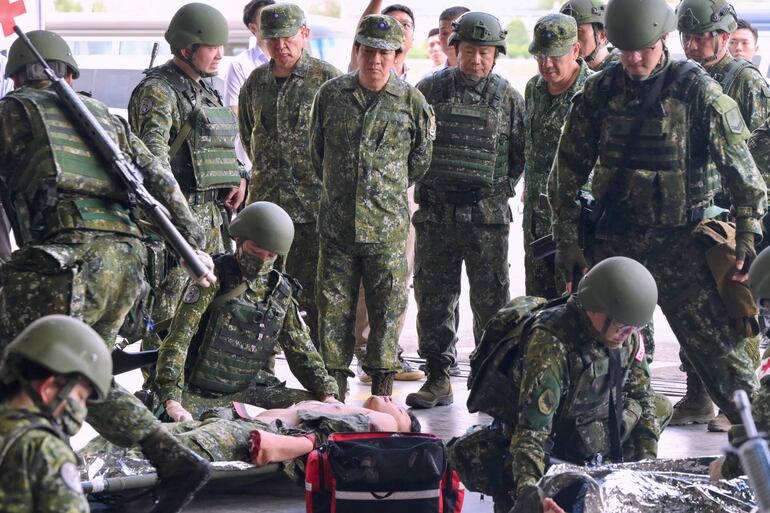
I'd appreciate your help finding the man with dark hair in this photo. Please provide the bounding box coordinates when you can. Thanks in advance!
[349,1,415,81]
[438,6,470,68]
[428,27,446,67]
[729,18,760,62]
[560,0,617,71]
[225,0,275,170]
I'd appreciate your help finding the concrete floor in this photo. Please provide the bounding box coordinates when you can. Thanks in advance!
[78,194,733,511]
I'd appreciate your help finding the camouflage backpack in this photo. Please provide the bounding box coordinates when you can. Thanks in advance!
[467,295,568,425]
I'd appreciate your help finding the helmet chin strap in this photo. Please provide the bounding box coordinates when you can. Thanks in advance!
[701,32,721,64]
[585,25,606,63]
[177,48,217,79]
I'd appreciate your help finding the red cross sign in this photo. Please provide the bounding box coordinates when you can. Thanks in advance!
[0,0,26,37]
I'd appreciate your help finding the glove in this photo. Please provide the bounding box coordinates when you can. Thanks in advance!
[555,242,588,290]
[165,400,193,422]
[181,249,217,287]
[735,231,757,273]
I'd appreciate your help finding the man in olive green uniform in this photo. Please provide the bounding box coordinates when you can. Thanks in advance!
[239,4,342,343]
[129,3,248,327]
[0,316,112,513]
[310,14,434,398]
[549,0,766,429]
[407,12,525,409]
[668,0,770,432]
[155,202,338,422]
[560,0,618,72]
[0,31,213,513]
[448,258,669,513]
[524,14,591,299]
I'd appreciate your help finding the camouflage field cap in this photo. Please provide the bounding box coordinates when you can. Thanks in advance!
[260,3,306,39]
[355,14,404,51]
[529,13,578,57]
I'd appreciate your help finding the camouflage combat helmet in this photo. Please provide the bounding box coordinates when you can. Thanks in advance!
[604,0,676,51]
[676,0,737,34]
[577,256,658,327]
[449,12,508,54]
[1,315,112,400]
[260,3,306,40]
[5,30,80,79]
[229,201,294,255]
[560,0,606,26]
[529,13,578,57]
[749,247,770,302]
[355,14,404,51]
[165,2,229,50]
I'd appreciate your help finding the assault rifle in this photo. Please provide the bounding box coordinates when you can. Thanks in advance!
[733,390,770,513]
[530,190,596,260]
[12,26,212,284]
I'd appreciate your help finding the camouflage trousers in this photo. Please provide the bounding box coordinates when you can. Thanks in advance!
[178,382,317,421]
[596,224,758,423]
[281,222,320,345]
[522,204,562,300]
[0,234,161,446]
[316,235,407,377]
[413,221,510,366]
[447,393,671,510]
[149,201,227,331]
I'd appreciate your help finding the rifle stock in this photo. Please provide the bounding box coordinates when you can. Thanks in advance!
[13,26,210,283]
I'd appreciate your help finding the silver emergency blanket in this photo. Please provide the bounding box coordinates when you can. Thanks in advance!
[540,457,755,513]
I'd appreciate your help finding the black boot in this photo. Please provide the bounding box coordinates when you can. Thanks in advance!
[140,426,211,513]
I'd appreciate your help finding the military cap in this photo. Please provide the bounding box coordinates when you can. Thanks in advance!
[529,13,578,57]
[260,3,306,39]
[355,14,404,51]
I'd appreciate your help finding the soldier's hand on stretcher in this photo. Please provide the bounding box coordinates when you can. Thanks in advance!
[182,250,217,287]
[165,400,194,422]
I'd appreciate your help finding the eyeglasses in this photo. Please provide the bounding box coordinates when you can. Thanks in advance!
[617,44,659,58]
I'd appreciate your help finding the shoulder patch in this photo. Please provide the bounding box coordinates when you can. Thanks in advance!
[757,356,770,382]
[712,93,750,143]
[60,461,82,493]
[428,114,437,141]
[183,284,202,304]
[634,338,646,362]
[139,96,153,116]
[538,388,557,416]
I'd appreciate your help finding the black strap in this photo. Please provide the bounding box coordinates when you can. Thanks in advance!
[608,348,624,463]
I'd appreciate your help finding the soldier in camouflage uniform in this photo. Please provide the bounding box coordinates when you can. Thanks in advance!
[673,0,770,432]
[448,258,669,513]
[310,14,434,398]
[406,12,525,409]
[560,0,618,72]
[549,0,766,430]
[239,3,342,343]
[155,202,339,422]
[0,31,213,513]
[129,3,248,328]
[0,316,112,513]
[524,14,591,299]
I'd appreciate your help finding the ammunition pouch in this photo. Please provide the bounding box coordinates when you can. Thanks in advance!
[694,219,759,337]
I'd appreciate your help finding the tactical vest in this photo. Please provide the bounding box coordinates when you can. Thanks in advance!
[185,255,296,395]
[141,64,242,192]
[593,61,720,227]
[0,410,64,469]
[423,68,510,187]
[533,303,633,462]
[5,87,141,244]
[712,58,759,98]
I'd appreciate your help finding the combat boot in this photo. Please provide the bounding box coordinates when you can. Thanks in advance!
[371,372,395,396]
[333,371,348,402]
[406,360,453,409]
[140,425,211,513]
[707,411,732,432]
[670,371,714,425]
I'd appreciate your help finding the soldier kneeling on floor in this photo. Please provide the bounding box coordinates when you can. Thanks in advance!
[447,257,672,513]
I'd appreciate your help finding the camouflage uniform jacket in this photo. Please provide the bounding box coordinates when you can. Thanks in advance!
[414,67,526,225]
[0,84,204,248]
[309,71,434,243]
[128,60,247,193]
[592,50,619,72]
[548,56,766,244]
[509,297,658,492]
[0,406,88,513]
[708,52,770,133]
[239,50,342,222]
[155,255,337,404]
[524,59,592,238]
